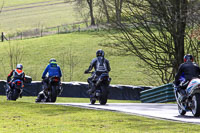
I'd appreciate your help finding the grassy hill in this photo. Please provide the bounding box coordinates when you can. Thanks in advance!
[0,31,153,86]
[0,0,81,34]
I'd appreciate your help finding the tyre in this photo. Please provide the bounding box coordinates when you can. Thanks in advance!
[35,93,43,103]
[99,86,108,105]
[90,98,96,104]
[178,104,186,116]
[191,93,200,117]
[10,89,19,101]
[50,86,57,102]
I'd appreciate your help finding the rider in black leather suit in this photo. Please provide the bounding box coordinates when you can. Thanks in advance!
[84,49,111,94]
[174,54,200,101]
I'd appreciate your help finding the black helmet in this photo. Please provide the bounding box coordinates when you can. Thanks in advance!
[184,54,193,62]
[96,49,105,57]
[49,58,57,63]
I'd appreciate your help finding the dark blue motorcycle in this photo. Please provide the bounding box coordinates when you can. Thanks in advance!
[86,72,111,105]
[5,79,23,101]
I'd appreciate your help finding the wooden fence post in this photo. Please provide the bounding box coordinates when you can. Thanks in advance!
[41,29,43,37]
[58,26,60,34]
[1,32,4,42]
[21,32,23,40]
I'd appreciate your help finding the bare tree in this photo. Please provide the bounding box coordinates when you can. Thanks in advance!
[105,0,200,84]
[101,0,110,23]
[0,0,4,13]
[87,0,96,25]
[7,42,24,70]
[74,0,90,27]
[74,0,96,26]
[66,48,79,81]
[115,0,123,23]
[59,48,79,81]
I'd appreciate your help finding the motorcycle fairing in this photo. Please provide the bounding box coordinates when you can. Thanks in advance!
[186,78,200,96]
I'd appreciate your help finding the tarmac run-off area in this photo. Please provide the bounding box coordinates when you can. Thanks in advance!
[46,103,200,124]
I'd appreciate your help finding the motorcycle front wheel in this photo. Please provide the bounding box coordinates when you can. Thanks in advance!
[191,93,200,117]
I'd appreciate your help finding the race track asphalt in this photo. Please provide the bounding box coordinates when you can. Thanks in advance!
[47,103,200,124]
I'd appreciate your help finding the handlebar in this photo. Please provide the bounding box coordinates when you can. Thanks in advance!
[84,71,94,74]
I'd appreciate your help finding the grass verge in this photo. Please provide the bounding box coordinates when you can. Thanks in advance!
[0,96,199,133]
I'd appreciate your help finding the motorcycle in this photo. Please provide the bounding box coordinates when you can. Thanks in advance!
[5,79,23,101]
[85,72,111,105]
[174,78,200,117]
[35,76,62,103]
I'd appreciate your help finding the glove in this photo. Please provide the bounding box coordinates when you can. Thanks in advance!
[84,70,89,74]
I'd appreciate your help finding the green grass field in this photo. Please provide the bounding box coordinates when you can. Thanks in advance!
[0,0,81,34]
[0,31,153,86]
[0,96,199,133]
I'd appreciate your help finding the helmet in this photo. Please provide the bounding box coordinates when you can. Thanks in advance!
[96,49,105,57]
[16,64,23,70]
[49,58,57,63]
[184,54,194,62]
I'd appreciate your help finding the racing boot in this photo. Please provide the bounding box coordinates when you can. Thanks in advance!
[179,89,187,102]
[87,84,96,95]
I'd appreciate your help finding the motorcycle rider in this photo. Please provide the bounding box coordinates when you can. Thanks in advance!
[7,64,25,98]
[41,58,62,94]
[174,54,200,102]
[84,49,111,94]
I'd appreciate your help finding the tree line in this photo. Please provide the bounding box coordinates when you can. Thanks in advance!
[75,0,200,85]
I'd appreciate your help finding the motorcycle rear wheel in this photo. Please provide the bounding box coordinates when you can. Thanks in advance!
[99,86,108,105]
[8,89,19,101]
[50,86,57,102]
[191,93,200,117]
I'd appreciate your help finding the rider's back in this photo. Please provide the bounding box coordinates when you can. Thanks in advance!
[179,61,200,80]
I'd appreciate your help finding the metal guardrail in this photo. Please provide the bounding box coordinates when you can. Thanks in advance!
[140,83,175,103]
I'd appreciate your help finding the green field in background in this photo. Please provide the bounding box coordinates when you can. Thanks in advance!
[0,0,81,34]
[0,31,153,86]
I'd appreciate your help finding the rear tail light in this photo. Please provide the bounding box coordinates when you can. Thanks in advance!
[17,81,21,85]
[53,78,59,82]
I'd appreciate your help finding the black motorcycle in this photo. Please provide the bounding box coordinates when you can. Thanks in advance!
[36,76,62,103]
[86,72,111,105]
[5,79,23,101]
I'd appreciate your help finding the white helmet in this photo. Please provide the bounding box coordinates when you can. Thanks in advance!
[16,64,23,70]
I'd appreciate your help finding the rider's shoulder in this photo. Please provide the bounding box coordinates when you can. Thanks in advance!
[91,58,97,63]
[104,58,109,62]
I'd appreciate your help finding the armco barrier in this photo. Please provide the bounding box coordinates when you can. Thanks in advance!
[140,83,175,103]
[0,80,151,100]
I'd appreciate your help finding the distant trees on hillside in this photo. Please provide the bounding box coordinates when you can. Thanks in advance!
[74,0,200,84]
[106,0,200,84]
[74,0,124,25]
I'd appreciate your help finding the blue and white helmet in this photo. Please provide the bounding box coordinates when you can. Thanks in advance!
[16,64,23,70]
